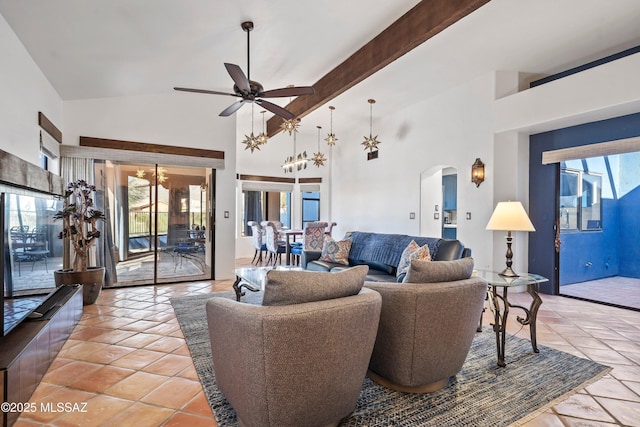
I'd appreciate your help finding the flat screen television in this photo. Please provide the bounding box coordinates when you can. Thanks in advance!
[2,190,63,336]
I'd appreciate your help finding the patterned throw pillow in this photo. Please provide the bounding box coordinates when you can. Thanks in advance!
[319,236,352,265]
[396,240,431,278]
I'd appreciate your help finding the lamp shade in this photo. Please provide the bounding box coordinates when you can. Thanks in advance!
[486,201,535,232]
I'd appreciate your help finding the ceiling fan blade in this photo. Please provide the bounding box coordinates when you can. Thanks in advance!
[174,87,238,97]
[219,100,246,117]
[256,99,295,120]
[259,86,315,98]
[224,63,250,93]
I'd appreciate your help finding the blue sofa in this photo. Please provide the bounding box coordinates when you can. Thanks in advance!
[302,231,470,282]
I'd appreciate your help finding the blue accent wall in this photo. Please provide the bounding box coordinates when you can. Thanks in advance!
[529,112,640,294]
[558,199,620,285]
[619,185,640,277]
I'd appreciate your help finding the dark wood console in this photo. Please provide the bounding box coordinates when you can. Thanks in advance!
[0,285,82,427]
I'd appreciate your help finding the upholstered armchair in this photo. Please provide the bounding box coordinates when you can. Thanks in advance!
[365,258,487,393]
[206,266,381,427]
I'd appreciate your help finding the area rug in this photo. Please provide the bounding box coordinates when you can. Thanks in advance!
[171,292,610,426]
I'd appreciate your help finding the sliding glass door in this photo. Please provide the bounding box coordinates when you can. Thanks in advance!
[96,161,212,287]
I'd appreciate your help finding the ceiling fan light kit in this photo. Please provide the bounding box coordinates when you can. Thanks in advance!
[174,21,315,120]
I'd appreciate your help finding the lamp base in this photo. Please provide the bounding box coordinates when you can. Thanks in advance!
[499,266,519,278]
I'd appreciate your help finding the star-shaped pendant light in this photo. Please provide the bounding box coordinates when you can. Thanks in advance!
[362,99,381,152]
[257,110,269,145]
[312,125,327,167]
[325,106,338,146]
[242,104,261,153]
[279,86,301,136]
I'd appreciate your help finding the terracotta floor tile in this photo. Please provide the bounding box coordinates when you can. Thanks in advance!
[586,377,640,402]
[594,396,640,426]
[88,329,137,344]
[103,371,168,400]
[520,411,564,426]
[182,393,215,418]
[140,377,202,409]
[552,390,616,423]
[116,333,163,348]
[177,364,199,381]
[42,360,103,387]
[70,365,135,393]
[144,336,185,353]
[20,387,96,423]
[69,326,110,341]
[141,353,193,376]
[163,412,217,427]
[52,394,133,427]
[101,402,174,427]
[109,348,166,370]
[80,344,136,364]
[144,322,180,336]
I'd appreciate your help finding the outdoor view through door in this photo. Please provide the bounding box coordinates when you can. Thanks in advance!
[558,153,640,310]
[96,161,212,287]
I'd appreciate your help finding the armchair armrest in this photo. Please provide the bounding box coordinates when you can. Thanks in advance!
[301,250,321,269]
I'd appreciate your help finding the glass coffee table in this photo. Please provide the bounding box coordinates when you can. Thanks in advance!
[232,266,302,301]
[475,270,548,367]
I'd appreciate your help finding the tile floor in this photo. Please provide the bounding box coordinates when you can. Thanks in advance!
[12,261,640,427]
[561,276,640,311]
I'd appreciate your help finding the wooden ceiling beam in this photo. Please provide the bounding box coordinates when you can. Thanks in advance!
[267,0,490,137]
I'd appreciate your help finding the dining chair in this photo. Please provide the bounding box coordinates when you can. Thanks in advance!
[263,221,286,265]
[291,221,329,265]
[247,221,267,264]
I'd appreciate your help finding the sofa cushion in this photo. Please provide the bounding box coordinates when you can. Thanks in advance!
[404,257,474,283]
[347,231,441,268]
[396,240,432,279]
[319,236,352,265]
[263,265,368,306]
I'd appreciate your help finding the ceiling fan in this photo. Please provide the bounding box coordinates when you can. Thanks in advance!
[174,21,315,120]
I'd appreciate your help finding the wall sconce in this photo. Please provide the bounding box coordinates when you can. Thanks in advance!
[471,158,485,187]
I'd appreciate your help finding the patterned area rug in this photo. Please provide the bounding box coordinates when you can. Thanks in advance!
[171,291,610,427]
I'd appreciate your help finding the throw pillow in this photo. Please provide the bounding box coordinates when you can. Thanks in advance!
[396,240,431,278]
[319,236,352,265]
[262,265,368,306]
[404,257,474,283]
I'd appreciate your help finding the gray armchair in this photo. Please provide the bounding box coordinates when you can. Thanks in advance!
[206,287,382,427]
[365,259,487,393]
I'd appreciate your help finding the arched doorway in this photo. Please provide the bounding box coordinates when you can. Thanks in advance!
[420,166,457,238]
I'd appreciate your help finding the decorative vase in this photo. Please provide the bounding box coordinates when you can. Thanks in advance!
[54,266,105,305]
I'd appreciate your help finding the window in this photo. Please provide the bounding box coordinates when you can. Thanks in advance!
[301,192,320,224]
[559,167,602,231]
[242,190,291,236]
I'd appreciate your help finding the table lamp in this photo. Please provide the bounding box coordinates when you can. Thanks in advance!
[486,201,535,277]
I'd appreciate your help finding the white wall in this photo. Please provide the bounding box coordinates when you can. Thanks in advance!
[0,13,62,164]
[328,73,496,270]
[63,93,237,279]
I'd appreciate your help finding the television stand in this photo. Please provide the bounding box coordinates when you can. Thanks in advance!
[0,285,82,427]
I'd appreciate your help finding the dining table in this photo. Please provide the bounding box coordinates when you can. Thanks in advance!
[279,229,303,266]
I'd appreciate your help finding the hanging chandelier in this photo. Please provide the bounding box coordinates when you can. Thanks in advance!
[312,125,327,167]
[242,104,261,152]
[257,110,269,145]
[135,166,168,184]
[362,99,381,152]
[282,127,308,173]
[325,106,338,146]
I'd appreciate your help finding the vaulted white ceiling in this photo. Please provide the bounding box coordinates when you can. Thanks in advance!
[2,0,640,136]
